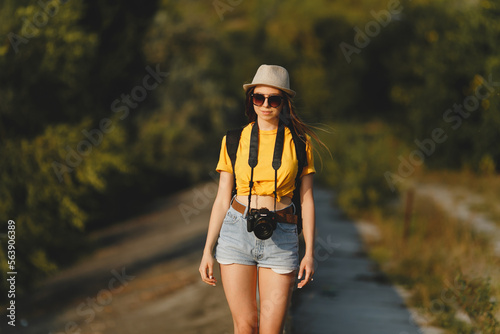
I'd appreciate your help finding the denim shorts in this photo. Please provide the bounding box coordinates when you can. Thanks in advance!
[215,203,299,274]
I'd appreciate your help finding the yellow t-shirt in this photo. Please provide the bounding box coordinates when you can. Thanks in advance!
[216,123,316,201]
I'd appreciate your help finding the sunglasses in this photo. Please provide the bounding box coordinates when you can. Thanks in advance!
[251,93,284,108]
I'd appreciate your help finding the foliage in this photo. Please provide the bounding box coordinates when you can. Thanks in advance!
[381,0,500,170]
[0,0,98,138]
[0,118,130,292]
[456,273,499,334]
[0,0,161,297]
[317,122,409,216]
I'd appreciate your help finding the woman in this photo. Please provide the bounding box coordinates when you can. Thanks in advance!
[199,64,318,334]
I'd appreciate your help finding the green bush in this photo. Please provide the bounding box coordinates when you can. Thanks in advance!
[317,122,409,216]
[0,118,131,291]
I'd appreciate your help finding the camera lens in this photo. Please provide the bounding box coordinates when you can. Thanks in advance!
[254,220,274,240]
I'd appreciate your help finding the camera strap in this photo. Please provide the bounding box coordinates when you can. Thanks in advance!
[247,120,285,216]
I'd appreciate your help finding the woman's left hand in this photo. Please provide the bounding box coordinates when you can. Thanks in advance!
[297,254,314,288]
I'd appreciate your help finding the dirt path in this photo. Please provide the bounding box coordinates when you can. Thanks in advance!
[415,183,500,256]
[2,184,426,334]
[3,182,233,334]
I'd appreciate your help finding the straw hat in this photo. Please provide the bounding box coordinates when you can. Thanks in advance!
[243,64,296,97]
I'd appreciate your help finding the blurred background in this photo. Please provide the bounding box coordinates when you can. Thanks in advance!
[1,0,499,332]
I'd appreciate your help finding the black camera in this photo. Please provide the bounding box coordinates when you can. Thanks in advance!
[247,208,278,240]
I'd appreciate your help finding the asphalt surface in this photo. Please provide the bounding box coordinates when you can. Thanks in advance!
[1,184,424,334]
[290,188,422,334]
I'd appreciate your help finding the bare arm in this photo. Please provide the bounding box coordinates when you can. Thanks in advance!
[199,171,233,285]
[297,173,315,288]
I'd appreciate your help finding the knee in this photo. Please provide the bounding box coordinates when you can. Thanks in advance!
[234,315,258,334]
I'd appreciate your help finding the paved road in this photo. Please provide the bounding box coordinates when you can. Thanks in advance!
[2,184,422,334]
[291,188,422,334]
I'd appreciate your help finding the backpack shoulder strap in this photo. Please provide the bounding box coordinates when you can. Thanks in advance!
[289,126,307,234]
[226,128,243,196]
[290,131,307,177]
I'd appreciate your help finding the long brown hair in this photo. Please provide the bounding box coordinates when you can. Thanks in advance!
[244,87,329,154]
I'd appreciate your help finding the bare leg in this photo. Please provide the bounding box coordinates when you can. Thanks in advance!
[258,268,295,334]
[220,264,259,334]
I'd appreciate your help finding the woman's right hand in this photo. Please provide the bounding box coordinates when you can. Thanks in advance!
[199,251,217,286]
